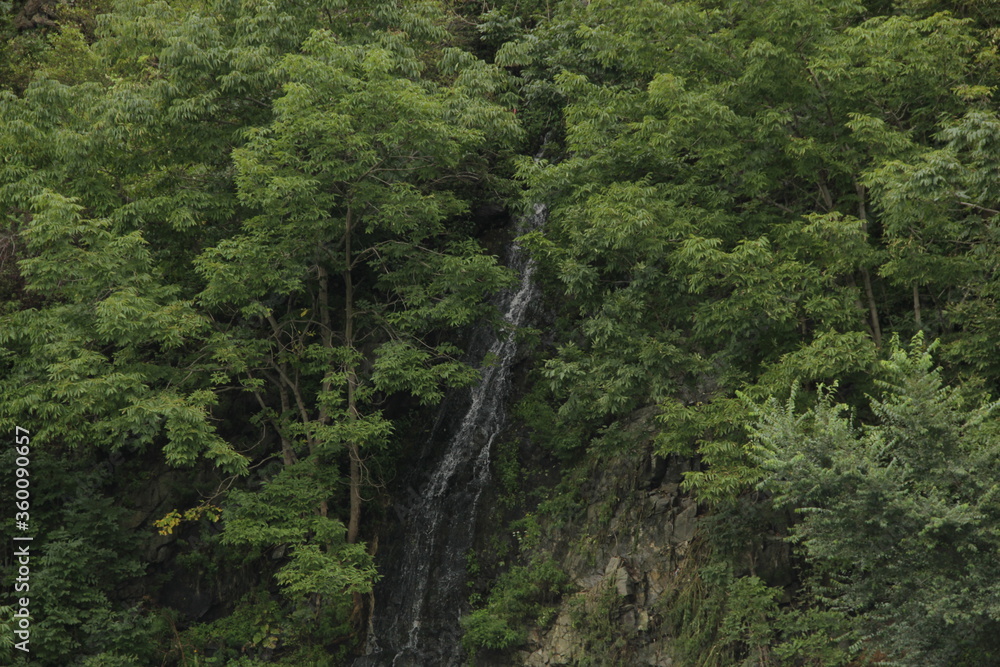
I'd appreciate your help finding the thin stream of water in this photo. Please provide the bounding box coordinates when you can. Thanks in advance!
[356,205,545,666]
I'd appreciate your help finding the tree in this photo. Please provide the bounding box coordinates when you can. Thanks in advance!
[499,0,1000,492]
[0,0,521,653]
[193,9,520,624]
[753,337,1000,665]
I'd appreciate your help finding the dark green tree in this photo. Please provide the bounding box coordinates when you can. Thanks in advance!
[753,337,1000,664]
[196,21,518,610]
[1,0,520,658]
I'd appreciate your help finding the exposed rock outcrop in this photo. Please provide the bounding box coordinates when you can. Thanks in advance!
[522,465,698,664]
[14,0,57,30]
[484,408,707,666]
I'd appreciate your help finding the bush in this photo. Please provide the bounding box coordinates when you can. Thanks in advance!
[461,557,570,654]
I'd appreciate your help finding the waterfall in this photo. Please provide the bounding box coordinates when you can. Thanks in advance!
[356,204,545,667]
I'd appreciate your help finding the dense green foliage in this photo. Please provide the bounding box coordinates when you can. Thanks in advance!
[1,0,518,663]
[461,556,569,652]
[753,338,1000,665]
[3,0,1000,665]
[475,0,1000,664]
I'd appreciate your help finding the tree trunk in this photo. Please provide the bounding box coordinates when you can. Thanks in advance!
[342,207,362,545]
[855,183,882,348]
[348,441,361,544]
[861,268,882,348]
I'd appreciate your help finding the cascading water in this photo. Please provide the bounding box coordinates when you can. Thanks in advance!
[356,204,545,667]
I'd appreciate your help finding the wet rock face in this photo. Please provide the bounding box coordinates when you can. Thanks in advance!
[510,427,705,667]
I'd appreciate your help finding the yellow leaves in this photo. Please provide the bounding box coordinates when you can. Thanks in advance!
[154,503,221,536]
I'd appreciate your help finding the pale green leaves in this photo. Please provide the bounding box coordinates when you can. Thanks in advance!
[124,390,248,473]
[223,461,377,599]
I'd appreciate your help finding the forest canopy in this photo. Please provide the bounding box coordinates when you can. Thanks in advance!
[2,0,1000,665]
